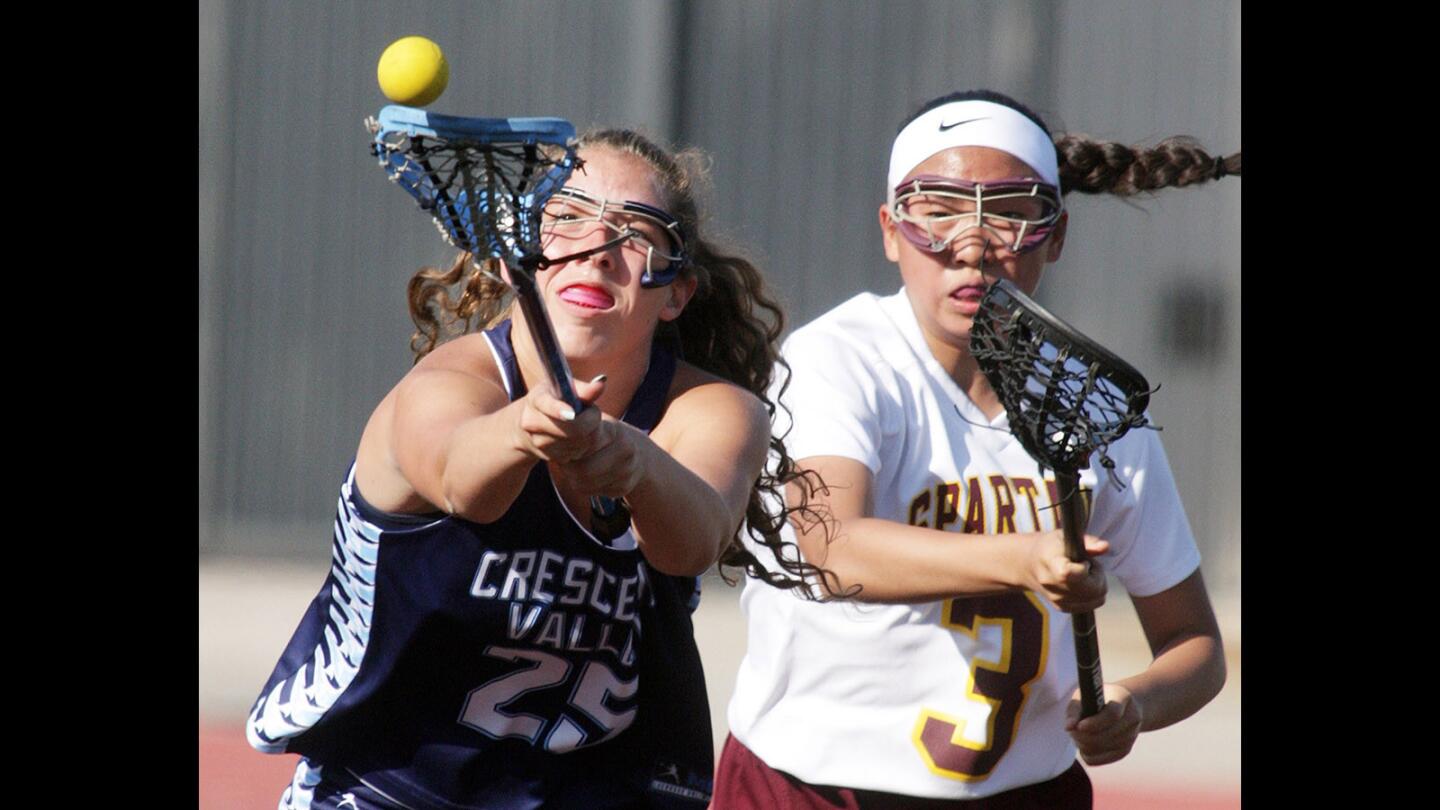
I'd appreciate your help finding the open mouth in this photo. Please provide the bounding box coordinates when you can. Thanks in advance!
[951,284,988,302]
[558,284,616,310]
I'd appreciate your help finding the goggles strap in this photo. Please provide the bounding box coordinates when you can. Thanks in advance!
[539,229,635,269]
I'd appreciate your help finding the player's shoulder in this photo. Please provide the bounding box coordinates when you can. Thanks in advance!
[655,361,770,456]
[395,332,509,404]
[417,331,503,376]
[1086,414,1178,504]
[786,290,906,358]
[667,361,768,424]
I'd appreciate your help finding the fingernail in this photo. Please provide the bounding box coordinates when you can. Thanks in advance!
[591,374,607,384]
[560,407,576,421]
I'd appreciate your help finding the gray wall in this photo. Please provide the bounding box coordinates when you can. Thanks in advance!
[199,0,1240,591]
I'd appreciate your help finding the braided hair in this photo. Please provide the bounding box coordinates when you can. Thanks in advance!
[902,89,1241,195]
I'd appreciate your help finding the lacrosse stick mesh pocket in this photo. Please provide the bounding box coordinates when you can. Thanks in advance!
[369,109,577,268]
[970,280,1154,477]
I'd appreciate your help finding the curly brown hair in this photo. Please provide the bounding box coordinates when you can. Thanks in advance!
[405,128,842,598]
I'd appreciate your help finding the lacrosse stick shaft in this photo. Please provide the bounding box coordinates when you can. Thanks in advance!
[510,263,633,538]
[510,267,582,409]
[1056,469,1105,719]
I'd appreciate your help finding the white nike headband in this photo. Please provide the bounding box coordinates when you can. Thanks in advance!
[886,100,1060,202]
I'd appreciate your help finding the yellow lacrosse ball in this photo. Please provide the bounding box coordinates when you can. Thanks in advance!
[377,36,449,106]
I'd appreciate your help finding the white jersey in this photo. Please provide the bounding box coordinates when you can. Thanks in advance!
[727,289,1200,799]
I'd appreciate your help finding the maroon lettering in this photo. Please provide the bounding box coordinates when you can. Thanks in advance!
[1012,478,1041,530]
[909,489,932,528]
[989,475,1016,535]
[936,482,961,532]
[963,477,985,533]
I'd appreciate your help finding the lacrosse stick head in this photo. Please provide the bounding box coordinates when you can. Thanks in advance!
[368,104,579,273]
[368,106,637,541]
[970,279,1153,476]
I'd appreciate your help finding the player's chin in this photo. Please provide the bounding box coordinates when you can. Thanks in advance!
[935,306,977,337]
[552,324,607,360]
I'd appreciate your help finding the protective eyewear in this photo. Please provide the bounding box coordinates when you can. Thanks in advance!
[890,175,1063,255]
[541,187,687,287]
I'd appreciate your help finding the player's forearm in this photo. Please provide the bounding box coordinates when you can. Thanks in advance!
[437,401,539,523]
[625,437,735,577]
[801,516,1032,603]
[1118,631,1226,732]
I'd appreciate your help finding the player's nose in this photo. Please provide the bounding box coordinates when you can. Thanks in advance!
[950,228,1002,268]
[552,222,623,274]
[576,230,621,272]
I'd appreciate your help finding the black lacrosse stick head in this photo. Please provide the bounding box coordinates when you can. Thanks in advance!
[970,279,1153,476]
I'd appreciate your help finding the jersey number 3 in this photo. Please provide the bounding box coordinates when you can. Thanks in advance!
[912,592,1049,780]
[459,646,637,753]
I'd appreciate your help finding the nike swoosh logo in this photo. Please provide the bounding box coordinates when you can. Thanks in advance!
[939,117,988,131]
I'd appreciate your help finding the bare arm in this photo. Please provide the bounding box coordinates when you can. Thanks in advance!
[634,381,771,575]
[370,339,618,523]
[1127,570,1227,729]
[1066,569,1226,764]
[385,367,540,523]
[552,376,771,577]
[791,455,1107,607]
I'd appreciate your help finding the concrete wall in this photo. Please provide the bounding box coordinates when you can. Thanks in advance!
[198,0,1240,590]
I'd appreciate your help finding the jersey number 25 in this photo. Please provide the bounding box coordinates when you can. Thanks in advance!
[459,645,637,753]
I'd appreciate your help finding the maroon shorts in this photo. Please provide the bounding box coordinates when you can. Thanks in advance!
[712,733,1092,810]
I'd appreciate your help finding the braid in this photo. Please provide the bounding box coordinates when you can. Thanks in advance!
[900,89,1241,198]
[1056,135,1241,196]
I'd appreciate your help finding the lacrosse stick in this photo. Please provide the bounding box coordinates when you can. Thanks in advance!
[367,104,632,541]
[970,278,1154,719]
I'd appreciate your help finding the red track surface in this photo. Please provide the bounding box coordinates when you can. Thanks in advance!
[200,726,1238,810]
[201,726,299,810]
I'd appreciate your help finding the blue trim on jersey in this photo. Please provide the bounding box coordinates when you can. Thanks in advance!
[248,469,387,753]
[348,476,446,527]
[279,757,323,809]
[249,319,713,809]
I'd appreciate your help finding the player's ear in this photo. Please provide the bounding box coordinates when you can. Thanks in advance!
[658,273,700,322]
[879,204,902,262]
[1044,212,1069,263]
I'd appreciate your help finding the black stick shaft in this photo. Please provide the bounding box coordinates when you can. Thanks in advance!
[1056,469,1105,719]
[510,266,581,409]
[510,262,632,540]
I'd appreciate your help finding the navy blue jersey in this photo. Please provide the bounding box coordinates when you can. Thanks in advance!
[248,321,713,809]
